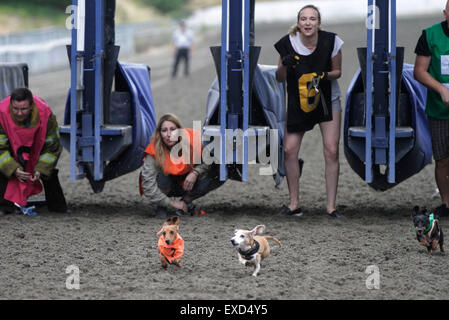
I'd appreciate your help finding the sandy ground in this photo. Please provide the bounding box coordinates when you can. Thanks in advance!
[1,15,449,300]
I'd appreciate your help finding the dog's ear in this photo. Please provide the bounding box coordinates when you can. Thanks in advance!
[166,216,179,225]
[251,225,265,236]
[413,206,420,216]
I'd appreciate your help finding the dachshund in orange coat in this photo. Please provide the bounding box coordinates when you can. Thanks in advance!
[157,216,184,268]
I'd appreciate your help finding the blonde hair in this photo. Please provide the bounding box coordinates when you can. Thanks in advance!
[289,4,322,35]
[152,113,192,170]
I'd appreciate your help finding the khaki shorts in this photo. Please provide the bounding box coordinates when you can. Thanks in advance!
[428,117,449,161]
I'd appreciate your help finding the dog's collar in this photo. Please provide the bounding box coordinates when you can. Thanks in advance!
[238,240,260,260]
[415,213,435,234]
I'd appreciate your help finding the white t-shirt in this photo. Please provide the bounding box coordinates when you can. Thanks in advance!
[289,33,344,101]
[173,28,194,49]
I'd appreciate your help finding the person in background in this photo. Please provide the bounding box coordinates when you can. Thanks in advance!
[274,4,344,218]
[0,87,67,215]
[171,20,194,78]
[414,0,449,217]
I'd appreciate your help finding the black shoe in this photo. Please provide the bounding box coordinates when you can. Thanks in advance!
[280,206,303,217]
[185,201,196,216]
[0,209,6,216]
[178,198,196,216]
[434,204,449,217]
[328,210,344,218]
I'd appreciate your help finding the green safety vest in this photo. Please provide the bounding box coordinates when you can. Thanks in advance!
[425,22,449,119]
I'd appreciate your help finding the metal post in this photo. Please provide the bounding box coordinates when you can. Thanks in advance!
[70,0,78,181]
[242,0,250,181]
[372,0,389,168]
[70,0,86,180]
[365,0,374,182]
[388,0,397,183]
[220,0,228,181]
[94,0,104,180]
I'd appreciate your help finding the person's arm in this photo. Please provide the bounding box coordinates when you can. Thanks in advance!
[141,155,187,211]
[327,50,342,80]
[171,30,177,54]
[183,162,209,192]
[141,155,172,207]
[414,55,449,106]
[183,170,198,192]
[0,126,21,179]
[34,113,62,179]
[188,29,195,51]
[275,57,287,82]
[191,162,209,176]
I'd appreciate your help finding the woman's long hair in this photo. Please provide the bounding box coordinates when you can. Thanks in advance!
[289,4,322,35]
[152,113,192,170]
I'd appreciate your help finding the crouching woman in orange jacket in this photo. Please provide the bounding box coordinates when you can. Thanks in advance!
[140,113,223,217]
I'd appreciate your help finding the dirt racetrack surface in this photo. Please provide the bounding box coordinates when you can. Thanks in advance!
[1,15,449,300]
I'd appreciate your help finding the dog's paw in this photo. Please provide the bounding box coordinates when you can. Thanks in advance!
[173,260,182,268]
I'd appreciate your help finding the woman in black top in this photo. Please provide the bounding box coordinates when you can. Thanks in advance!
[275,5,343,218]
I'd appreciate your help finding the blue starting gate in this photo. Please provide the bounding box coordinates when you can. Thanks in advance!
[58,0,433,194]
[205,0,432,190]
[59,0,156,193]
[344,0,432,190]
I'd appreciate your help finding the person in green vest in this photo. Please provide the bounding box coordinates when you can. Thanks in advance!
[414,0,449,217]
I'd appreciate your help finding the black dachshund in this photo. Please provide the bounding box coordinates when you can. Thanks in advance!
[413,206,444,254]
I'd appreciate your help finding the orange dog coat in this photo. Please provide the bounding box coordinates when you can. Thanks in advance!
[158,235,184,264]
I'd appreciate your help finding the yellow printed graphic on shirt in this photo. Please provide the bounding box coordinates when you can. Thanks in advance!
[298,72,321,113]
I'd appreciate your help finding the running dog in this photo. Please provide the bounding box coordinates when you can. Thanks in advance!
[413,206,444,254]
[157,216,184,268]
[230,225,282,277]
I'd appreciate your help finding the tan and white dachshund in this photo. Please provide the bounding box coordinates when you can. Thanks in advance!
[231,225,281,277]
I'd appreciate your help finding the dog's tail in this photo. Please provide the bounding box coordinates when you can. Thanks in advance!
[264,236,282,247]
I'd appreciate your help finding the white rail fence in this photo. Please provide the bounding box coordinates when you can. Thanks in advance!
[0,21,174,74]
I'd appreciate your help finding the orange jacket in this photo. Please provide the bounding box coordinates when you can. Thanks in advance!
[158,235,184,263]
[144,128,202,176]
